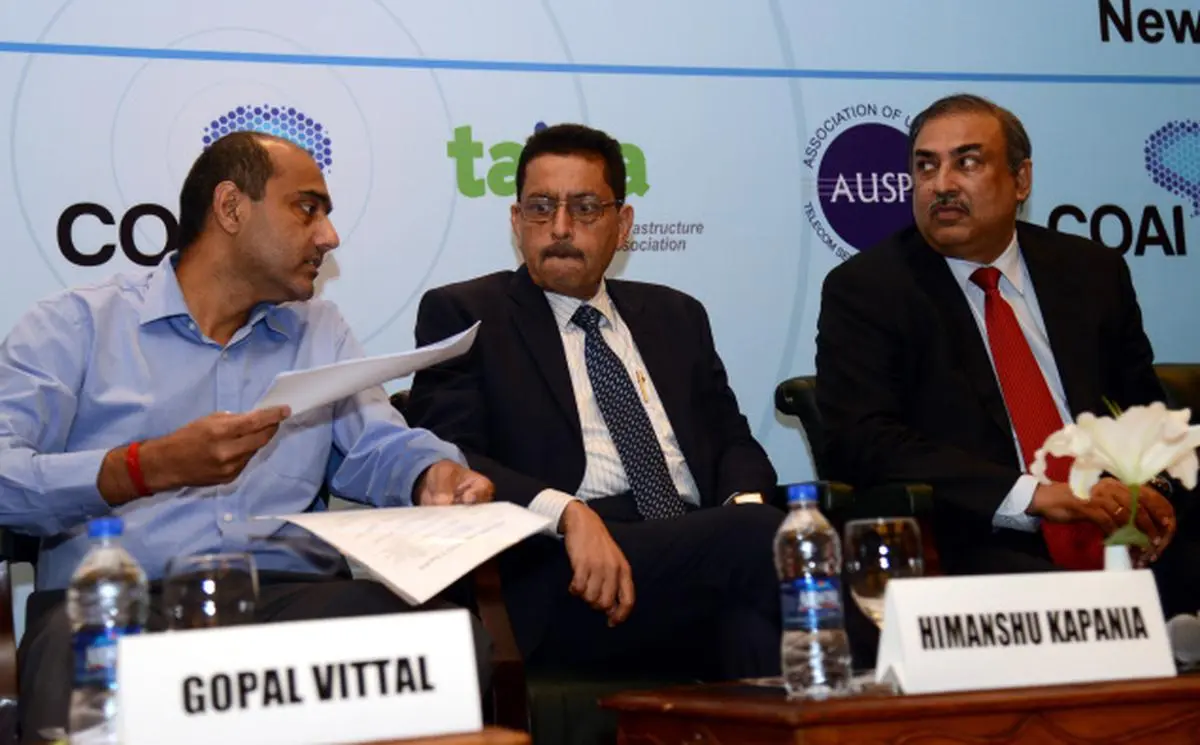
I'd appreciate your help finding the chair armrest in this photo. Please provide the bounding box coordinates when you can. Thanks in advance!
[768,480,854,513]
[854,482,934,518]
[0,559,14,701]
[471,559,527,731]
[804,481,932,520]
[0,529,21,700]
[0,532,38,566]
[821,481,855,516]
[855,482,940,576]
[816,481,941,576]
[770,481,933,522]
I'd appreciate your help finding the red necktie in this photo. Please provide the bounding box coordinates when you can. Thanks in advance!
[970,267,1103,571]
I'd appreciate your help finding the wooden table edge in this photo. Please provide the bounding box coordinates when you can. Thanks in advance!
[367,725,529,744]
[599,674,1200,727]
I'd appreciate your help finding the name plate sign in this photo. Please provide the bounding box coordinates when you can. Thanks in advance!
[118,608,482,745]
[875,570,1175,694]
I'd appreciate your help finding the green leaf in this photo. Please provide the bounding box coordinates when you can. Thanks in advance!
[1101,396,1124,418]
[1105,524,1151,549]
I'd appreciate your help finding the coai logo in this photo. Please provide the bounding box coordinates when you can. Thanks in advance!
[203,103,334,173]
[1046,121,1197,257]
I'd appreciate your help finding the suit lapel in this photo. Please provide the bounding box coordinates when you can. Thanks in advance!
[607,281,701,467]
[1018,223,1092,416]
[507,267,581,436]
[906,234,1013,438]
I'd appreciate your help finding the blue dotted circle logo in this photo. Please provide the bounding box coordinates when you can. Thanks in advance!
[203,104,333,173]
[1145,120,1200,217]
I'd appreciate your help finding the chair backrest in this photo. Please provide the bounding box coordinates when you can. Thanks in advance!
[390,389,411,419]
[774,376,825,478]
[0,533,37,569]
[1153,364,1200,423]
[777,366,1200,475]
[385,388,527,725]
[0,531,37,701]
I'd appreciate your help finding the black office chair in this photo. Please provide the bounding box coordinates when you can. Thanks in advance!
[0,529,36,744]
[1153,364,1200,423]
[775,366,1200,566]
[774,376,936,551]
[389,390,530,732]
[394,389,714,744]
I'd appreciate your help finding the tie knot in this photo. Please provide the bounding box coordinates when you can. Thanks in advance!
[571,304,603,332]
[971,266,1002,293]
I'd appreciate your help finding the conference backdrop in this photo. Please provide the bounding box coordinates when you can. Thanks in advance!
[1,0,1198,485]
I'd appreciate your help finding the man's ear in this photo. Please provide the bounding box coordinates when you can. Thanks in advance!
[1014,158,1033,205]
[212,181,247,235]
[617,202,635,247]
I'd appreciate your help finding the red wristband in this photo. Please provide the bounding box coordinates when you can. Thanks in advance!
[125,442,152,497]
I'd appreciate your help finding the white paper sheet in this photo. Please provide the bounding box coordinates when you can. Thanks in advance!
[254,322,480,416]
[271,502,551,605]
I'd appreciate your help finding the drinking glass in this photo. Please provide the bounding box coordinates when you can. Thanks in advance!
[843,518,924,628]
[162,552,258,630]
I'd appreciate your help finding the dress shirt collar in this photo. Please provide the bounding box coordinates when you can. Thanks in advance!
[138,252,300,338]
[545,281,616,332]
[944,231,1025,297]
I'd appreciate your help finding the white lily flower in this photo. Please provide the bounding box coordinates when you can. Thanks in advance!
[1031,402,1200,501]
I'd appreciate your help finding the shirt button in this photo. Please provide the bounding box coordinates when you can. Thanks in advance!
[222,513,234,523]
[188,321,196,331]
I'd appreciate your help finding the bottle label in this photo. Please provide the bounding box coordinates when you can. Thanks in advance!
[780,576,843,631]
[73,625,141,688]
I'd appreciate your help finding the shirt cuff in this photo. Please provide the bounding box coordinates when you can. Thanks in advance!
[992,474,1041,533]
[528,489,580,537]
[38,448,112,534]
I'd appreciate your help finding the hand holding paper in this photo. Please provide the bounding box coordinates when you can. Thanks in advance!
[104,406,290,502]
[255,322,479,416]
[271,502,551,605]
[416,460,495,506]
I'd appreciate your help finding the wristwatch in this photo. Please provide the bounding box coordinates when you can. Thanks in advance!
[1147,475,1174,498]
[724,492,764,505]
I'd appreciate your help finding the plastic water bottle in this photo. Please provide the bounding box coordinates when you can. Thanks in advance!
[67,517,149,744]
[774,483,851,698]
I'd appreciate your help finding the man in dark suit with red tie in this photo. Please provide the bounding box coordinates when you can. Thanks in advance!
[815,94,1183,580]
[408,123,783,679]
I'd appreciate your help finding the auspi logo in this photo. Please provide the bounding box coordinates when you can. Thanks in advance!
[803,103,914,260]
[58,103,332,267]
[1047,120,1196,257]
[447,121,649,198]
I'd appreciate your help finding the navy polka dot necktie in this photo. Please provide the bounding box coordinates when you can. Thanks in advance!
[572,304,688,520]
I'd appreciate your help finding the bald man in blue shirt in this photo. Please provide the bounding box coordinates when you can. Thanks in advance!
[0,131,494,742]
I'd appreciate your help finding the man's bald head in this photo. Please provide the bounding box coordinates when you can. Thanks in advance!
[177,131,309,251]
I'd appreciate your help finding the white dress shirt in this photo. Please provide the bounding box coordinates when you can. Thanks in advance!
[526,282,701,529]
[943,233,1073,532]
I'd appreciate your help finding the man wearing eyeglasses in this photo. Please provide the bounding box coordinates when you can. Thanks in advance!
[408,123,783,680]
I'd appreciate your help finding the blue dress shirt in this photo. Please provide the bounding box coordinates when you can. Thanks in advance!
[0,255,464,590]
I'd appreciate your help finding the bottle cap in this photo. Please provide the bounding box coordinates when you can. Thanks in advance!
[87,516,124,539]
[786,483,819,505]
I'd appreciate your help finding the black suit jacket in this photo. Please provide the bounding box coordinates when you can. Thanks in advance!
[408,266,777,651]
[815,221,1164,573]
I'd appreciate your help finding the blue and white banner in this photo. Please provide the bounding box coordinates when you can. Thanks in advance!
[1,0,1197,482]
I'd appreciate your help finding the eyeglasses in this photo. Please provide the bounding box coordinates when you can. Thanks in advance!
[518,196,622,225]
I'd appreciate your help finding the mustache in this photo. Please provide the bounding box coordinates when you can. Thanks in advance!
[540,242,585,260]
[930,193,970,215]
